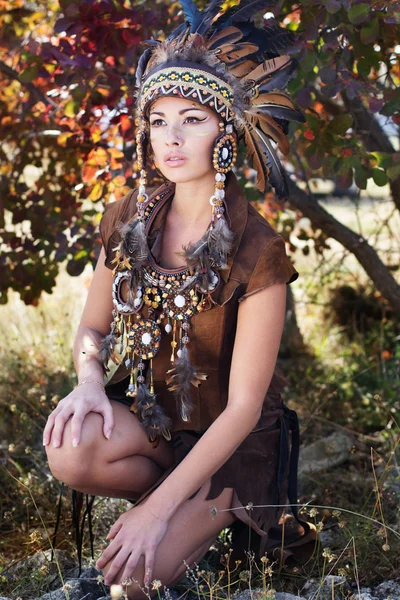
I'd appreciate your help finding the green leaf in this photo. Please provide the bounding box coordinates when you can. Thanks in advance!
[64,100,79,118]
[360,18,380,45]
[327,113,353,134]
[387,164,400,181]
[348,3,370,25]
[300,49,317,73]
[370,152,394,169]
[306,113,320,129]
[354,166,368,189]
[372,168,387,187]
[357,58,371,78]
[19,66,38,83]
[325,0,342,14]
[381,99,400,116]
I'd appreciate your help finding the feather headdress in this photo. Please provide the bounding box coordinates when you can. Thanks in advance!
[135,0,305,198]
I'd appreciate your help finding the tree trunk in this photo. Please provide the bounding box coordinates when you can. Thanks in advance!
[287,179,400,314]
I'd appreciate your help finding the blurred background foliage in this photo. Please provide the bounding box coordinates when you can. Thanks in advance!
[0,0,399,307]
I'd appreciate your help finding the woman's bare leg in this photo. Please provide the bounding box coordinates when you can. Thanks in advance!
[101,480,236,600]
[45,400,175,499]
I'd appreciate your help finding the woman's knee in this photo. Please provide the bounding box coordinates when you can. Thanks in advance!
[45,412,105,487]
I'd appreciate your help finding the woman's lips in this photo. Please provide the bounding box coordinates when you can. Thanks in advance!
[164,157,187,167]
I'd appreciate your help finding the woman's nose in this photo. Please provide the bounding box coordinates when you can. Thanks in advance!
[165,124,183,146]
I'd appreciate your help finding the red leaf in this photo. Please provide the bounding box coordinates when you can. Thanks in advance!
[304,129,315,141]
[122,29,141,47]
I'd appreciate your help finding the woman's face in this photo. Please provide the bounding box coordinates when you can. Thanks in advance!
[147,96,221,184]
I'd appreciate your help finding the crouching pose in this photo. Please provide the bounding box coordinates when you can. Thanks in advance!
[44,2,318,597]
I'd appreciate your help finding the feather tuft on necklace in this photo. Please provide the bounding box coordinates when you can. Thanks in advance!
[177,216,235,292]
[132,381,172,444]
[118,218,148,262]
[166,346,208,422]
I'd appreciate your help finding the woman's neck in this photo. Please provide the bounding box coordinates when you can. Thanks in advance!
[168,171,216,226]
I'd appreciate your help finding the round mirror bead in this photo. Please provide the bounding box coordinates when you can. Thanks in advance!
[142,332,152,345]
[174,295,186,308]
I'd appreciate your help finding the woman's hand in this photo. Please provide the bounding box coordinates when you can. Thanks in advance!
[96,503,169,587]
[42,383,114,448]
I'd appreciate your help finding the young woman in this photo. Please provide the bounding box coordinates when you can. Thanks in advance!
[43,3,318,597]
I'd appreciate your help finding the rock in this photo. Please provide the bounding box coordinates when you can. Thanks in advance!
[6,549,74,579]
[36,578,107,600]
[349,592,378,600]
[275,594,307,600]
[301,575,351,600]
[67,565,103,580]
[318,528,346,548]
[299,432,355,475]
[233,589,307,600]
[373,580,400,599]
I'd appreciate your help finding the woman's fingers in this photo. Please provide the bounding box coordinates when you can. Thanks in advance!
[96,538,121,570]
[51,407,74,448]
[100,400,115,440]
[42,404,63,446]
[119,550,141,586]
[106,518,123,540]
[101,545,131,586]
[144,547,156,587]
[69,408,89,447]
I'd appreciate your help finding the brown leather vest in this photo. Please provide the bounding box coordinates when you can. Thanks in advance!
[99,172,298,431]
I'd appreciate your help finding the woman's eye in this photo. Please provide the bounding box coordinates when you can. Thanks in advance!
[150,116,205,127]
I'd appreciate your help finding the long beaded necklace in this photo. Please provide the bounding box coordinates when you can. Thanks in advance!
[105,188,223,444]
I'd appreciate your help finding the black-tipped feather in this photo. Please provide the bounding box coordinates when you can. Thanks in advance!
[193,0,224,35]
[179,0,201,27]
[252,104,305,122]
[257,60,298,93]
[213,0,278,30]
[254,126,288,197]
[135,47,153,87]
[221,22,296,58]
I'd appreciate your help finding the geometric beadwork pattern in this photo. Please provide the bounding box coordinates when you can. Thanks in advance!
[140,67,235,123]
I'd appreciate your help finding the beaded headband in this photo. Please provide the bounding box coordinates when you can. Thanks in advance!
[139,62,236,125]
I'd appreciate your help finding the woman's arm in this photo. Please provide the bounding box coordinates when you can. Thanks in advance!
[146,281,288,520]
[43,247,115,447]
[73,247,114,382]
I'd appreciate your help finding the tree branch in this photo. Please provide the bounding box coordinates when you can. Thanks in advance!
[310,86,400,211]
[287,178,400,314]
[0,60,58,109]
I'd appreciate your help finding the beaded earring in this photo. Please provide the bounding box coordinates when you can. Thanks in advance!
[211,121,238,228]
[135,116,149,222]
